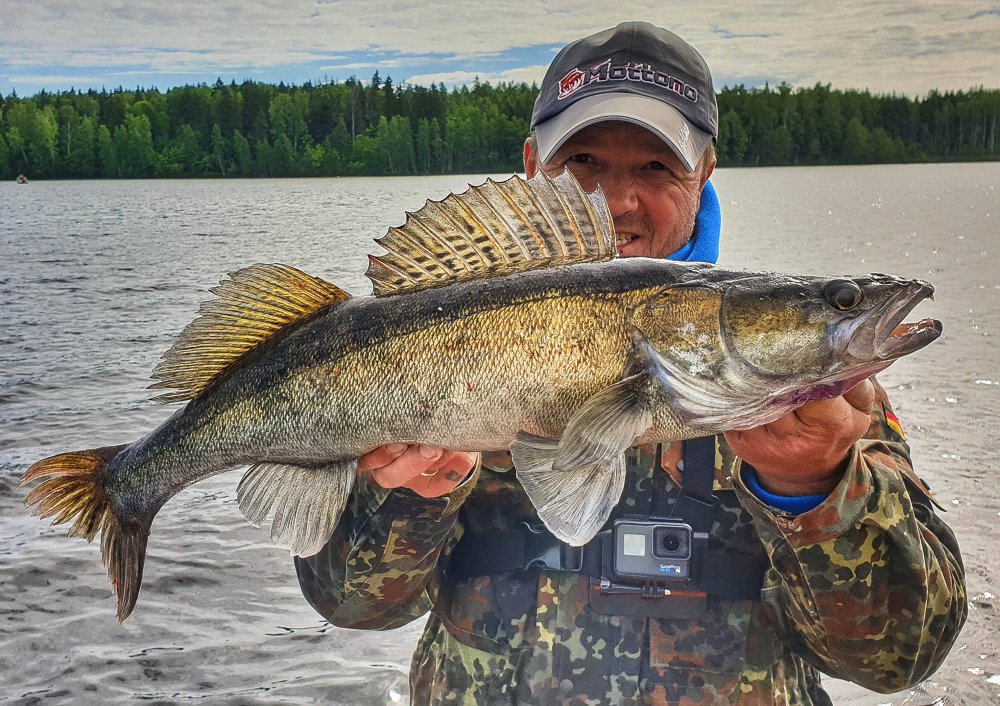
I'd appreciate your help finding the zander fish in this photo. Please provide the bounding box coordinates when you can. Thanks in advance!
[22,171,941,621]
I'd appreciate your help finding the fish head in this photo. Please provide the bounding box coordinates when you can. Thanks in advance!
[720,272,941,389]
[630,270,941,430]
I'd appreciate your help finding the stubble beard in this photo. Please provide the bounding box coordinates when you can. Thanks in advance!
[615,197,700,259]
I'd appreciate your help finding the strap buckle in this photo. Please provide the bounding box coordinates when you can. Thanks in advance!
[521,521,583,572]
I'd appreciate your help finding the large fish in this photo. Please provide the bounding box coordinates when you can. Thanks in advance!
[22,171,941,621]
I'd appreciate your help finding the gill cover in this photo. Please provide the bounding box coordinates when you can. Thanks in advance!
[719,277,840,378]
[628,283,828,432]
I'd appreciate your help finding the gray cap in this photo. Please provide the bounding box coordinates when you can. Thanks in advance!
[531,22,718,172]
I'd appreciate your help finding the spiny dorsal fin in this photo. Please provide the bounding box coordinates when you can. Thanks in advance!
[366,170,615,296]
[150,264,349,403]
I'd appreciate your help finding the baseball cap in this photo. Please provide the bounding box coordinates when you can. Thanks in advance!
[531,21,718,172]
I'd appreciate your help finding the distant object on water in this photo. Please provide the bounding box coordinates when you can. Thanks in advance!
[16,174,28,184]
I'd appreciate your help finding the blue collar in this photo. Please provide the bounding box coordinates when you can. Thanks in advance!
[666,180,721,264]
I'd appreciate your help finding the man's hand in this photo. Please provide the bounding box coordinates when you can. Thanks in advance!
[724,379,876,497]
[358,444,479,498]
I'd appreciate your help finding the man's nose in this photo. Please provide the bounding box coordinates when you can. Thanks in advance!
[599,172,639,215]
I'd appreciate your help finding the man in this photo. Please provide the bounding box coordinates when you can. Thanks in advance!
[295,22,966,705]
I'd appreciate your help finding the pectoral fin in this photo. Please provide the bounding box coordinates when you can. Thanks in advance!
[236,460,356,557]
[512,375,654,546]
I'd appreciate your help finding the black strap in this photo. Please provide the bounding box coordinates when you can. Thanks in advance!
[681,436,717,503]
[448,524,576,578]
[449,525,765,599]
[448,436,765,599]
[656,436,719,534]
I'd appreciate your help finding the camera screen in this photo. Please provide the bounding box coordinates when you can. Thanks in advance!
[623,533,646,557]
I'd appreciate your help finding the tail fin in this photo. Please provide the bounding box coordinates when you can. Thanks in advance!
[21,444,150,622]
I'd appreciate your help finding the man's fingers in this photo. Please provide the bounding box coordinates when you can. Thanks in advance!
[792,379,875,426]
[359,445,478,496]
[407,452,479,497]
[791,396,847,427]
[357,443,409,472]
[843,378,876,412]
[368,445,445,488]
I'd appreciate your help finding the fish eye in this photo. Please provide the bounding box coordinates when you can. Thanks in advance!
[824,280,865,311]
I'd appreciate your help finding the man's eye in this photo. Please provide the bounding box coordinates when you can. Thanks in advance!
[648,161,668,170]
[566,153,594,164]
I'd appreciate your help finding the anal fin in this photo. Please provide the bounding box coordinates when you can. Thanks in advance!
[236,460,356,557]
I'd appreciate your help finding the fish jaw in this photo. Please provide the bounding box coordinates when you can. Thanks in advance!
[841,278,942,364]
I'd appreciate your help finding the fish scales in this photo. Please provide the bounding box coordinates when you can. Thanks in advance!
[233,259,695,454]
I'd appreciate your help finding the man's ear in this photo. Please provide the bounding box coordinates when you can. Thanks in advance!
[523,138,539,178]
[700,155,716,189]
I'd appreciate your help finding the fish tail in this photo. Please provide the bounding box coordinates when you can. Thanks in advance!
[21,444,149,622]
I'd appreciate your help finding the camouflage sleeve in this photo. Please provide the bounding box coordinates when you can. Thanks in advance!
[293,465,479,630]
[731,380,967,692]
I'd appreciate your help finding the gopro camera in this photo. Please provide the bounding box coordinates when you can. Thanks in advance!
[611,517,694,582]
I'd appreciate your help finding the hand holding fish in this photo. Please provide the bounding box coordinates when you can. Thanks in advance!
[724,379,877,497]
[359,444,478,498]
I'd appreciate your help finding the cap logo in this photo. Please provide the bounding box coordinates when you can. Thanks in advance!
[557,59,699,103]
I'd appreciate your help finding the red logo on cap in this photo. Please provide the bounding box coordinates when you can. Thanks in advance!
[558,68,586,99]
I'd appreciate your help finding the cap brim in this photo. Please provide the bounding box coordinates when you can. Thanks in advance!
[534,93,713,172]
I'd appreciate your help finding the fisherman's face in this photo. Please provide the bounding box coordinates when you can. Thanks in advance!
[525,121,714,259]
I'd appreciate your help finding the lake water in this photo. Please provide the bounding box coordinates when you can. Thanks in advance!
[2,165,998,705]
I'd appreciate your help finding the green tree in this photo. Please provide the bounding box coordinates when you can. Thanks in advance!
[167,86,213,141]
[211,123,227,175]
[271,133,296,176]
[66,116,97,177]
[843,116,871,163]
[157,123,204,175]
[269,92,310,152]
[5,126,26,174]
[96,124,117,177]
[5,101,58,176]
[0,132,11,179]
[130,95,170,147]
[717,110,748,164]
[232,129,253,176]
[254,137,275,177]
[122,112,155,176]
[213,85,244,138]
[415,117,434,174]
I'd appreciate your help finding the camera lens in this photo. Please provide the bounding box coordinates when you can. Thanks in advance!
[660,532,681,553]
[651,525,690,559]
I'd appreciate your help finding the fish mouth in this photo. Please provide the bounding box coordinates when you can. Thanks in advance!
[844,279,942,363]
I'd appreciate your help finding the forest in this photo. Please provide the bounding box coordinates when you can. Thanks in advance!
[1,74,998,180]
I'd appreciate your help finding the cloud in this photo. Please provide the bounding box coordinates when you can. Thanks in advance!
[968,8,1000,19]
[404,66,548,89]
[2,1,998,96]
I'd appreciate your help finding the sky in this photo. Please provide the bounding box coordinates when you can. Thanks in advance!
[2,1,998,99]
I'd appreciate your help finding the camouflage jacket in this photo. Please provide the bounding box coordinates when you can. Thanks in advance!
[295,381,966,705]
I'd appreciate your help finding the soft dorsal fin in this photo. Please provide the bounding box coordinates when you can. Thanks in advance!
[365,170,616,296]
[150,264,349,403]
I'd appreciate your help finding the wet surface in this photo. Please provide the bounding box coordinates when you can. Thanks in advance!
[2,165,998,704]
